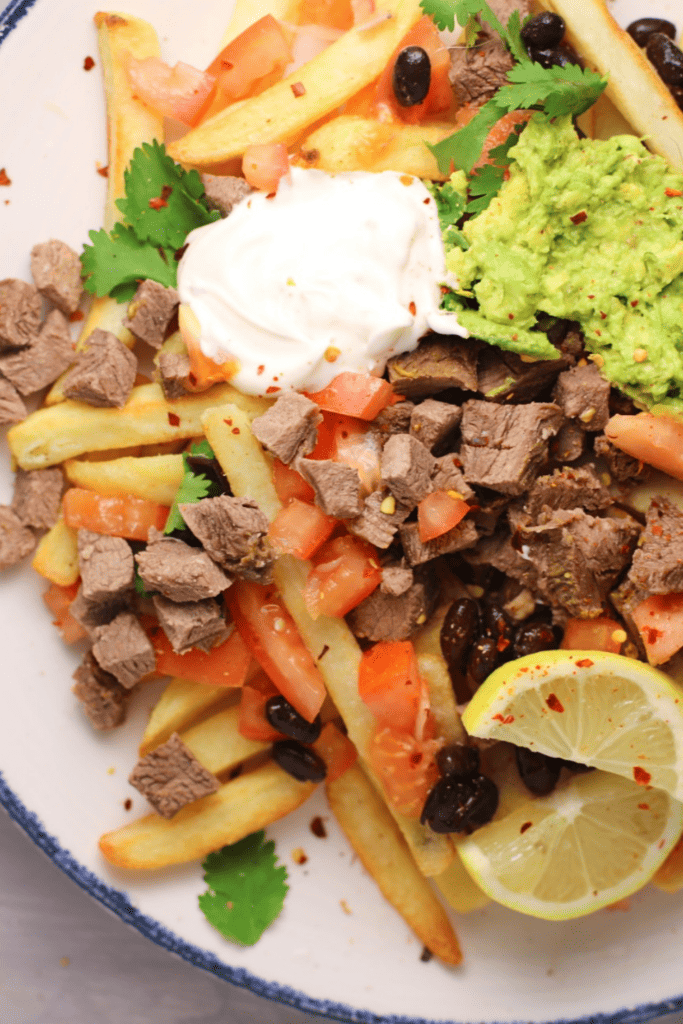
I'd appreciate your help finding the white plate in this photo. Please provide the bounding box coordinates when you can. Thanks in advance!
[2,1,683,1021]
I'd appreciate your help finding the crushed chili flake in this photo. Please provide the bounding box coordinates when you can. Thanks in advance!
[0,168,11,186]
[167,412,180,426]
[83,56,95,70]
[174,243,189,262]
[224,418,233,426]
[310,816,327,838]
[291,81,306,97]
[96,164,109,177]
[149,185,173,210]
[571,211,587,225]
[69,309,85,322]
[124,798,133,810]
[408,301,416,316]
[492,713,514,724]
[266,385,281,394]
[651,524,663,536]
[576,658,594,668]
[545,693,564,713]
[638,803,650,810]
[631,299,639,307]
[420,947,433,963]
[292,847,308,865]
[257,364,265,375]
[508,313,514,320]
[646,627,664,644]
[231,427,240,435]
[666,188,683,197]
[633,766,652,786]
[600,311,607,320]
[520,821,532,834]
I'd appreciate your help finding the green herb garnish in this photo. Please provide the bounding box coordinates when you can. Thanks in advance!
[164,439,218,535]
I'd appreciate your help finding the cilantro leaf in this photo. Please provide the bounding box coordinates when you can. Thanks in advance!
[429,180,467,232]
[199,831,289,946]
[428,100,503,175]
[164,440,218,534]
[466,163,507,215]
[81,224,177,300]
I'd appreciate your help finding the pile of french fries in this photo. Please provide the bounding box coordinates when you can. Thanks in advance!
[10,0,683,967]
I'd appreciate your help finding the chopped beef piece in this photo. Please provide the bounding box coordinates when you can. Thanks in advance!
[477,346,568,404]
[69,584,131,638]
[152,593,229,654]
[128,732,220,818]
[463,531,538,589]
[0,279,42,350]
[524,465,612,519]
[62,329,137,408]
[157,350,192,399]
[78,530,134,605]
[347,571,438,642]
[387,336,478,398]
[91,611,156,688]
[610,577,647,657]
[200,173,253,216]
[552,420,585,462]
[471,493,510,536]
[179,495,273,582]
[348,489,411,548]
[380,561,414,596]
[374,401,414,441]
[460,400,564,495]
[124,280,179,349]
[136,530,231,602]
[553,362,610,431]
[30,239,83,315]
[486,0,532,25]
[519,508,640,619]
[11,467,63,529]
[0,377,26,424]
[0,505,35,569]
[72,651,129,730]
[449,38,514,106]
[251,392,322,465]
[430,454,475,501]
[297,458,362,518]
[410,399,461,451]
[400,517,479,566]
[628,497,683,597]
[594,433,647,483]
[381,434,435,507]
[0,309,74,395]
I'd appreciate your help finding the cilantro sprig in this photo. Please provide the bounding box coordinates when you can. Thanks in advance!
[81,141,220,302]
[199,831,289,945]
[164,439,219,535]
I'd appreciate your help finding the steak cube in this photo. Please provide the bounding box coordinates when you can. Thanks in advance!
[78,530,134,605]
[152,594,229,655]
[179,495,273,582]
[387,336,478,398]
[297,458,362,518]
[92,611,156,688]
[381,434,435,507]
[157,350,192,399]
[628,497,683,597]
[62,328,137,408]
[72,651,129,730]
[128,732,220,818]
[0,309,74,395]
[11,467,63,529]
[410,399,462,451]
[124,280,179,349]
[0,279,42,350]
[0,377,26,424]
[553,362,610,431]
[31,239,83,315]
[0,506,35,569]
[251,392,322,465]
[135,531,231,602]
[399,518,479,566]
[200,173,252,216]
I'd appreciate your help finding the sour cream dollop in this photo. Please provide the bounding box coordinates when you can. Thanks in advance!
[178,167,465,396]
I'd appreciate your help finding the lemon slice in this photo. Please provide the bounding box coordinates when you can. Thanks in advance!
[456,769,683,919]
[462,650,683,800]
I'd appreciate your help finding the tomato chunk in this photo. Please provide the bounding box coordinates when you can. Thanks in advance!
[308,412,382,495]
[313,722,357,782]
[43,581,86,644]
[302,535,381,619]
[632,593,683,666]
[126,55,216,126]
[268,498,337,559]
[561,616,624,654]
[605,413,683,480]
[272,459,316,504]
[228,580,327,721]
[368,724,442,818]
[305,372,394,421]
[243,143,290,192]
[63,488,168,541]
[178,304,237,390]
[150,626,252,687]
[417,490,470,542]
[238,669,283,741]
[358,640,422,732]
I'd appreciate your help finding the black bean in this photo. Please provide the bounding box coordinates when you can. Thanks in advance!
[646,33,683,87]
[436,742,480,779]
[512,620,558,659]
[529,45,579,69]
[272,739,327,782]
[515,746,562,796]
[627,17,676,48]
[521,11,565,50]
[265,695,322,744]
[392,46,431,107]
[421,774,499,833]
[483,602,514,656]
[440,598,479,678]
[467,635,499,687]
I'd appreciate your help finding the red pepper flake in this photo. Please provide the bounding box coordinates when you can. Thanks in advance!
[124,798,133,811]
[508,313,515,320]
[69,309,84,322]
[571,211,587,225]
[646,627,663,644]
[587,294,594,299]
[224,418,233,426]
[497,637,510,653]
[520,821,532,834]
[631,300,639,307]
[633,766,652,786]
[266,192,277,200]
[231,427,240,435]
[83,56,95,70]
[595,330,602,336]
[575,658,594,668]
[651,524,663,536]
[666,188,683,197]
[257,364,265,375]
[310,816,327,838]
[167,412,180,426]
[0,168,11,186]
[266,385,281,394]
[96,164,109,177]
[600,311,607,320]
[291,81,306,97]
[149,185,173,210]
[440,285,449,295]
[492,713,514,724]
[545,693,564,713]
[409,301,416,316]
[423,197,430,205]
[638,803,650,811]
[174,243,189,262]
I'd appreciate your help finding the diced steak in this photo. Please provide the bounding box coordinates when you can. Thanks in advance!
[399,517,479,566]
[179,495,273,582]
[297,458,362,518]
[487,0,532,21]
[0,309,74,395]
[0,279,42,350]
[347,571,438,642]
[152,594,229,655]
[124,280,179,349]
[92,611,156,688]
[594,433,646,483]
[430,454,475,501]
[627,497,683,597]
[387,336,478,398]
[449,38,514,107]
[347,489,411,548]
[477,344,568,404]
[128,732,220,818]
[62,328,137,408]
[552,420,585,463]
[374,401,414,442]
[251,392,322,465]
[553,362,610,431]
[72,651,129,730]
[460,400,564,495]
[200,173,253,217]
[11,467,63,529]
[381,434,435,507]
[524,465,612,519]
[69,584,131,638]
[410,399,461,451]
[136,531,231,602]
[78,530,134,605]
[30,239,83,315]
[380,561,414,596]
[157,350,192,399]
[463,531,538,589]
[0,506,35,569]
[0,377,26,424]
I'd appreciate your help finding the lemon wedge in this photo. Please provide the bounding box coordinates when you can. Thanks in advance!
[462,650,683,800]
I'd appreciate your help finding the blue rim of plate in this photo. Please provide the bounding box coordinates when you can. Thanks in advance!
[2,0,683,1021]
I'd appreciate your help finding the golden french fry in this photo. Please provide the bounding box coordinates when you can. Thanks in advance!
[181,705,270,776]
[139,676,234,755]
[575,90,636,142]
[64,453,185,505]
[435,851,491,913]
[168,0,423,167]
[202,403,280,521]
[653,833,683,893]
[413,604,467,745]
[326,764,462,965]
[99,761,317,869]
[31,516,79,586]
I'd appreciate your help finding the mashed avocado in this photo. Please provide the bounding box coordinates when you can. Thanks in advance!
[446,114,683,414]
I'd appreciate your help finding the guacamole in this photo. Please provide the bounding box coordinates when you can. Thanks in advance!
[445,115,683,415]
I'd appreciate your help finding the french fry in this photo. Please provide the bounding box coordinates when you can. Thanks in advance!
[181,705,270,775]
[31,516,79,587]
[139,677,234,755]
[434,850,491,913]
[202,403,280,521]
[413,603,467,745]
[219,0,304,48]
[326,764,462,965]
[168,0,423,167]
[64,453,185,506]
[99,761,316,869]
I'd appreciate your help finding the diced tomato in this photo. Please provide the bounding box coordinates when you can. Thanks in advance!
[268,498,337,559]
[302,535,381,619]
[306,372,394,421]
[150,625,252,687]
[313,722,357,782]
[126,54,216,126]
[632,593,683,666]
[43,581,86,644]
[178,304,237,390]
[417,490,470,542]
[368,724,442,818]
[227,580,327,722]
[358,640,422,732]
[605,413,683,481]
[561,616,624,654]
[308,411,383,494]
[371,16,452,125]
[243,143,290,192]
[298,0,353,29]
[63,488,168,541]
[272,458,316,504]
[238,669,283,741]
